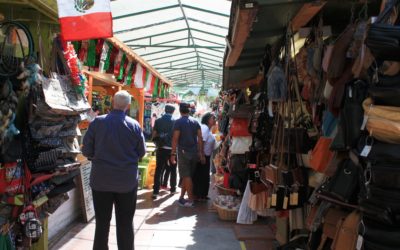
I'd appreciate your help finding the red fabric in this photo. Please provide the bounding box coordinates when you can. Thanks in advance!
[0,163,24,194]
[230,118,251,137]
[59,12,112,41]
[223,172,230,188]
[309,137,335,173]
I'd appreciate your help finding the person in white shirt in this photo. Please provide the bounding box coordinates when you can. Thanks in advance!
[193,112,216,201]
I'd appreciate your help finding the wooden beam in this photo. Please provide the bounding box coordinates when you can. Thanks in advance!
[291,1,327,33]
[225,3,258,67]
[237,73,263,89]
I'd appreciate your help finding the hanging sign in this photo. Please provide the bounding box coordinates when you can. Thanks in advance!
[57,0,113,41]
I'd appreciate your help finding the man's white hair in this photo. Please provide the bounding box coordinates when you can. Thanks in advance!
[113,90,132,110]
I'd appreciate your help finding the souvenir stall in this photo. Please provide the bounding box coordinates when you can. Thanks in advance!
[218,0,399,249]
[0,12,93,250]
[71,37,173,129]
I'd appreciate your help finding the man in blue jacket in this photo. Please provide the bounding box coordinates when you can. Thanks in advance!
[82,90,146,250]
[152,104,176,199]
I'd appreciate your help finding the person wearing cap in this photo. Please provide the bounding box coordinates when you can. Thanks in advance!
[170,102,205,207]
[82,90,146,250]
[152,104,177,199]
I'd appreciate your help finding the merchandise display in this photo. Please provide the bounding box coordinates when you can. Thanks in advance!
[215,1,400,248]
[0,21,91,248]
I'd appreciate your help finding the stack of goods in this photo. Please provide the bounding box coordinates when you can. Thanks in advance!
[0,23,90,248]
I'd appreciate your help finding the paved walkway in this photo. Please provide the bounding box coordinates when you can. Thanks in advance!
[50,187,243,250]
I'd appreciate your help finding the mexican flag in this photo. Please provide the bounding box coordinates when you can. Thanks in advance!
[57,0,113,41]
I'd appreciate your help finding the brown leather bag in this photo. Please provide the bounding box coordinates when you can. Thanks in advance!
[327,24,356,78]
[317,208,349,250]
[331,210,361,250]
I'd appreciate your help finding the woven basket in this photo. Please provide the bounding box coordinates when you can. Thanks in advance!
[214,202,238,221]
[215,184,237,196]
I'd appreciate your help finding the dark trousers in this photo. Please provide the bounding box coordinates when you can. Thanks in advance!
[92,188,138,250]
[193,155,211,198]
[161,166,171,187]
[153,148,177,194]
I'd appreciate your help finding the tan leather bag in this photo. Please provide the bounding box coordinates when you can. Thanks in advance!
[363,98,400,143]
[317,208,349,250]
[332,211,361,250]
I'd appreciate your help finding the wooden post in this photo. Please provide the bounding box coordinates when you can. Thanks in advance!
[88,75,93,105]
[138,88,145,128]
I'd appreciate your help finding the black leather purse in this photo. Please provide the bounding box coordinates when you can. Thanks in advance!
[365,0,400,62]
[319,159,361,203]
[368,86,400,107]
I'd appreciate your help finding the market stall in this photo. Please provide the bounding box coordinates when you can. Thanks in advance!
[0,1,173,249]
[217,0,398,249]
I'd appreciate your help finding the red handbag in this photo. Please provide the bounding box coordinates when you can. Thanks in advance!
[230,118,251,137]
[309,137,335,173]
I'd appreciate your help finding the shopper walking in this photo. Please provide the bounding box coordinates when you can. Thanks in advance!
[170,103,205,207]
[82,90,146,250]
[193,112,216,201]
[152,104,177,199]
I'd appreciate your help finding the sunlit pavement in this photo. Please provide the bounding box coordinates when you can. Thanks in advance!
[50,186,243,250]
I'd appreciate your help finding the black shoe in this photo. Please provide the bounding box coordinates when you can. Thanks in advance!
[152,193,158,199]
[170,189,177,194]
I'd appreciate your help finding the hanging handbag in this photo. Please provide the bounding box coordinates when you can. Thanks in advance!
[363,97,400,144]
[356,135,400,162]
[319,159,360,203]
[42,38,90,116]
[283,128,312,154]
[361,218,400,249]
[327,24,356,78]
[267,63,287,101]
[365,0,400,60]
[309,137,335,173]
[368,86,400,107]
[317,208,349,250]
[331,211,361,250]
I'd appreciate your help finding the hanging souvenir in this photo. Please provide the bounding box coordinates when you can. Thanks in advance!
[85,39,97,67]
[123,61,135,85]
[113,50,124,78]
[106,46,119,74]
[98,41,113,73]
[94,39,105,68]
[117,53,128,81]
[145,74,156,95]
[78,40,88,63]
[152,78,159,98]
[134,64,146,88]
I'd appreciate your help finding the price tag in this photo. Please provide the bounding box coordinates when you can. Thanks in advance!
[360,115,368,130]
[267,195,272,208]
[271,193,277,206]
[290,192,299,206]
[349,87,353,98]
[360,145,372,157]
[356,235,364,250]
[283,196,288,210]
